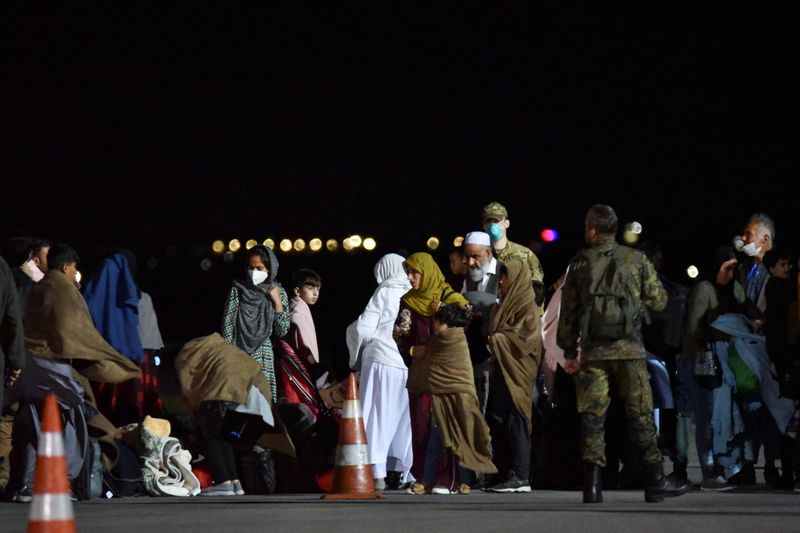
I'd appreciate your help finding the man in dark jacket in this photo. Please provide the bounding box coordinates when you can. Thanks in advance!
[0,256,24,414]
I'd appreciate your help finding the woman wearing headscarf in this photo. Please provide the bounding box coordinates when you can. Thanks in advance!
[393,252,469,492]
[485,257,542,493]
[222,245,290,400]
[346,253,413,491]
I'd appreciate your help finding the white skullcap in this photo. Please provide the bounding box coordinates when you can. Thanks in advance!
[464,231,491,246]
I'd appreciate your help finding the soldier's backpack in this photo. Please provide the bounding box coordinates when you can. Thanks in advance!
[580,245,642,344]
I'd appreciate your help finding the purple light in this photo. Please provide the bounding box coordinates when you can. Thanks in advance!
[540,228,558,242]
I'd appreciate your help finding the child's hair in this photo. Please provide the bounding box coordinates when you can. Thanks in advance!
[763,248,791,270]
[292,268,322,290]
[434,303,469,328]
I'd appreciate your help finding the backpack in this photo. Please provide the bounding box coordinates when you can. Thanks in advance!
[580,245,642,344]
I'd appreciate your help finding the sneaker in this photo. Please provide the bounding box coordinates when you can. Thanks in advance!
[405,481,427,495]
[487,472,531,493]
[457,483,470,495]
[374,478,386,492]
[700,476,735,492]
[200,483,235,496]
[431,485,452,495]
[11,485,33,503]
[232,480,245,496]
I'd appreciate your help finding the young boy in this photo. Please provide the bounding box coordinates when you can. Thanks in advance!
[407,304,496,495]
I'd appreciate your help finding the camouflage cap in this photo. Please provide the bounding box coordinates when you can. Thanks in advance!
[481,201,508,222]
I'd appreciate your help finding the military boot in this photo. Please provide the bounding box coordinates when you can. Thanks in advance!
[665,458,688,485]
[583,462,603,503]
[644,461,690,503]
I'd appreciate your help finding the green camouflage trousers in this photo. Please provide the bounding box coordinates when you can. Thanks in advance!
[574,358,661,467]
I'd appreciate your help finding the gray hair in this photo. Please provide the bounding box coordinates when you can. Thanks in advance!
[749,212,776,242]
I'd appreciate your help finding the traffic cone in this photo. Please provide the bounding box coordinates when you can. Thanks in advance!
[27,393,76,533]
[322,373,383,500]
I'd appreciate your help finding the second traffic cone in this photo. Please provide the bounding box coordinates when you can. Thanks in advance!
[27,393,76,533]
[322,373,383,500]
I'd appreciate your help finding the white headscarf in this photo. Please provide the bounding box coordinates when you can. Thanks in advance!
[346,254,410,370]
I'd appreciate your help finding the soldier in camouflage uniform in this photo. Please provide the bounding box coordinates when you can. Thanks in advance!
[481,202,545,306]
[557,204,689,503]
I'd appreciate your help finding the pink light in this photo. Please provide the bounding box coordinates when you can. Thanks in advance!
[540,228,558,242]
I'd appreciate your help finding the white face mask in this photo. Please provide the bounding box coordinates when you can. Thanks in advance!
[741,242,762,257]
[250,270,268,285]
[25,259,45,282]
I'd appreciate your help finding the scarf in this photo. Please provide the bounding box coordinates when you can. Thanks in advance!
[347,254,410,369]
[290,296,318,363]
[401,252,468,317]
[25,272,141,383]
[231,246,279,354]
[489,257,542,431]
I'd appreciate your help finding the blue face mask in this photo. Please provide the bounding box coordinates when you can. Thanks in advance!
[487,223,504,241]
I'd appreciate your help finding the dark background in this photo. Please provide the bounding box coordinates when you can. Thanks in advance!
[2,6,796,377]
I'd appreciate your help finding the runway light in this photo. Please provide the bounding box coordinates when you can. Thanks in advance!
[263,238,275,249]
[146,257,158,270]
[363,237,377,251]
[453,236,464,247]
[623,229,639,245]
[343,238,355,251]
[223,251,234,263]
[309,238,323,252]
[200,258,212,271]
[631,221,643,234]
[246,239,258,250]
[540,228,559,242]
[279,239,292,252]
[212,240,225,254]
[687,265,699,279]
[294,239,306,252]
[326,239,339,252]
[228,239,241,252]
[427,237,440,251]
[349,235,363,247]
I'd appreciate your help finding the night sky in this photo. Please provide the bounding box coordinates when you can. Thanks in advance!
[3,6,796,376]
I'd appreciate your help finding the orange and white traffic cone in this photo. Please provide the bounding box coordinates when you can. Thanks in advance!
[27,393,76,533]
[322,373,383,500]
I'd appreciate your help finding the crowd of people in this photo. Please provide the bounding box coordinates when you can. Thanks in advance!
[0,201,798,506]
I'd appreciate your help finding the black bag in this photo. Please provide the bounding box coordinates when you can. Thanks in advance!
[694,349,722,389]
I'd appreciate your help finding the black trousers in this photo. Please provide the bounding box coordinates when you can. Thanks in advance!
[485,369,531,480]
[197,403,239,484]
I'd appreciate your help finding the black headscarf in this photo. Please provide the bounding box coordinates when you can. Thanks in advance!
[231,245,279,354]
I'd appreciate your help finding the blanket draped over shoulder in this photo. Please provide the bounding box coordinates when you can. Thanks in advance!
[25,272,142,383]
[489,257,543,432]
[407,327,496,474]
[175,333,295,457]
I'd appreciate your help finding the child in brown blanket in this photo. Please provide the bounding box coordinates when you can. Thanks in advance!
[406,304,497,495]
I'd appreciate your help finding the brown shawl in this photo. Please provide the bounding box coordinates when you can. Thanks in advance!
[24,272,141,383]
[175,333,295,457]
[489,258,543,432]
[407,327,496,474]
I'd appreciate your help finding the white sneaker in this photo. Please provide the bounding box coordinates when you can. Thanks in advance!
[233,480,245,496]
[431,485,453,495]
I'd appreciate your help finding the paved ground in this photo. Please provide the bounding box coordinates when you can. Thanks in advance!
[3,487,799,533]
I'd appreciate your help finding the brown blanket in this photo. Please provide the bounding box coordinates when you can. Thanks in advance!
[175,333,295,457]
[24,272,141,383]
[489,258,543,432]
[408,327,496,474]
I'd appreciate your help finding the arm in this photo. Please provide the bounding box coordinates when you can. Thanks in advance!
[556,264,581,360]
[683,283,711,357]
[640,256,668,312]
[272,287,291,339]
[0,263,24,372]
[221,286,238,343]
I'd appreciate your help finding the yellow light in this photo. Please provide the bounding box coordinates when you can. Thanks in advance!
[363,237,376,251]
[326,239,339,252]
[343,238,355,251]
[228,239,241,252]
[426,236,440,251]
[263,238,275,249]
[453,236,464,247]
[75,271,82,284]
[687,265,699,279]
[309,238,323,252]
[212,240,225,254]
[622,230,639,245]
[349,235,362,247]
[245,239,258,250]
[294,239,306,252]
[279,239,292,252]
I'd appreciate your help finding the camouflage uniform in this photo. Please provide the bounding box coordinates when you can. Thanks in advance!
[557,237,667,467]
[495,240,544,284]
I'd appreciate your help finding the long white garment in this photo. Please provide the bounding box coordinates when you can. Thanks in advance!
[541,273,566,392]
[359,358,413,480]
[346,254,410,370]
